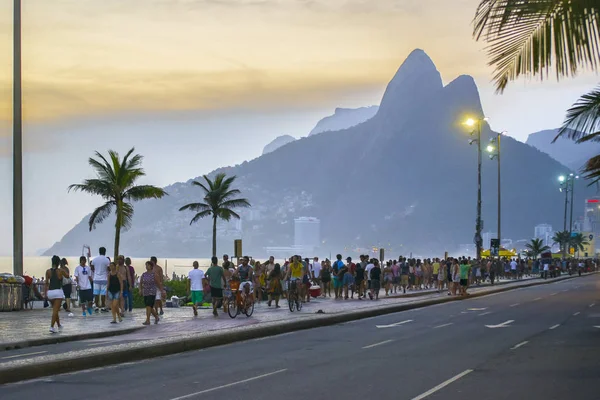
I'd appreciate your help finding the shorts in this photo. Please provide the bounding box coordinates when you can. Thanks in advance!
[393,276,400,284]
[93,281,107,296]
[460,279,468,287]
[107,291,120,301]
[62,284,72,298]
[401,275,409,286]
[47,289,65,300]
[79,289,93,303]
[333,277,343,289]
[191,291,204,305]
[371,279,381,291]
[210,287,223,299]
[143,295,155,307]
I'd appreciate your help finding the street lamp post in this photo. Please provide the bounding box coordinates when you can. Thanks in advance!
[486,131,504,259]
[558,173,579,258]
[569,173,578,235]
[465,117,488,260]
[13,0,23,277]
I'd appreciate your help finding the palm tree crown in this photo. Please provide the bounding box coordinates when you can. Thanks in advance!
[525,238,550,259]
[179,173,251,257]
[68,148,167,260]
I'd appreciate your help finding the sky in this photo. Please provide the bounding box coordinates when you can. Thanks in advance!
[0,0,598,258]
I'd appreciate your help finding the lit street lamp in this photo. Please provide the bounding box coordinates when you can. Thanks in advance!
[558,173,579,257]
[486,131,505,260]
[464,116,488,260]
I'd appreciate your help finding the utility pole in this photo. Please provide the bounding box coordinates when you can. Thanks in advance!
[476,120,483,260]
[13,0,23,276]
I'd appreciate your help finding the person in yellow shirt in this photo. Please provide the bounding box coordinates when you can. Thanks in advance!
[285,256,304,299]
[433,258,440,292]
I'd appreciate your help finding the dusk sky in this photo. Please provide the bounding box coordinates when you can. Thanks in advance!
[0,0,597,257]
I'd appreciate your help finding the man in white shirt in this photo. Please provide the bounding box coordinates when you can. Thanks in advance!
[188,261,205,317]
[311,257,322,289]
[74,256,93,317]
[365,260,375,295]
[90,247,110,312]
[510,259,518,279]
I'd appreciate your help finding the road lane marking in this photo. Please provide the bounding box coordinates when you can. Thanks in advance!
[433,323,453,329]
[510,303,520,307]
[362,339,393,349]
[549,324,560,330]
[411,369,473,400]
[467,308,487,311]
[561,289,569,292]
[168,369,287,400]
[550,293,558,296]
[1,351,47,360]
[485,320,514,329]
[478,312,492,316]
[574,312,581,316]
[533,297,542,301]
[376,320,413,328]
[510,341,528,350]
[590,303,595,308]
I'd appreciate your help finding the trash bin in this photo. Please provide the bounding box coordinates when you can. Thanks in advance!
[0,274,25,311]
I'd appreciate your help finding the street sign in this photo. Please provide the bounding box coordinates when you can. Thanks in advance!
[490,238,500,256]
[234,239,242,258]
[379,248,385,262]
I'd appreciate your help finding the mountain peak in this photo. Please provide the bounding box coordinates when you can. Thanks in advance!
[378,49,443,117]
[262,135,296,155]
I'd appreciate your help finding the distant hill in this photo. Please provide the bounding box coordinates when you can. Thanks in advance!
[308,106,378,136]
[262,135,296,155]
[526,129,600,172]
[44,49,597,259]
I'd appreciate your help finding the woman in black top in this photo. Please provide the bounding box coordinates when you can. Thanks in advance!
[45,255,68,333]
[107,262,123,324]
[369,260,382,300]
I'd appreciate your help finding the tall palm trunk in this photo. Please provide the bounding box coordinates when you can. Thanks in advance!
[114,203,122,261]
[212,215,217,257]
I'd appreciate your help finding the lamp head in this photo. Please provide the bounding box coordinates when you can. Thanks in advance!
[486,145,495,153]
[558,175,566,183]
[465,118,476,127]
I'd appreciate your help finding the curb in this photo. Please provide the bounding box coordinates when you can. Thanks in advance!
[1,327,144,351]
[0,273,589,385]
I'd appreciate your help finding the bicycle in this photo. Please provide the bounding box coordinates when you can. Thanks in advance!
[287,279,303,312]
[227,280,255,318]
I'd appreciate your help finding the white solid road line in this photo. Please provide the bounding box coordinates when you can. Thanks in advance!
[574,312,581,316]
[411,369,474,400]
[433,323,453,329]
[376,320,413,328]
[510,341,528,350]
[549,324,560,330]
[510,303,520,307]
[478,312,492,316]
[1,351,48,360]
[168,369,287,400]
[362,339,393,349]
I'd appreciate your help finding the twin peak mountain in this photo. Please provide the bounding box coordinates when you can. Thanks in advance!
[46,49,592,257]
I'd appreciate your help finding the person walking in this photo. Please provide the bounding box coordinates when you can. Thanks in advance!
[268,263,282,308]
[90,247,110,312]
[74,256,93,317]
[205,257,227,317]
[188,261,205,317]
[369,259,382,300]
[116,255,131,318]
[139,261,160,325]
[150,256,165,316]
[45,256,68,333]
[321,260,332,298]
[124,257,135,312]
[59,258,73,315]
[107,262,123,324]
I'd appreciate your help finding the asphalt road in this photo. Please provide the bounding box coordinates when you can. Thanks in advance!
[3,274,599,400]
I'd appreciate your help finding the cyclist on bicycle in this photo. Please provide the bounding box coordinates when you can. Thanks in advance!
[285,256,304,299]
[235,256,254,303]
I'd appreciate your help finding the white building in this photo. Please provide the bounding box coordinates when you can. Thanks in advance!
[534,224,553,246]
[482,232,494,250]
[294,217,320,253]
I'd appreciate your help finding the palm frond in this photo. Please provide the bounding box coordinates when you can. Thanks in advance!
[124,185,167,201]
[179,202,211,213]
[220,199,251,210]
[556,86,600,142]
[579,154,600,184]
[190,210,213,225]
[216,208,241,221]
[88,202,115,231]
[473,0,600,92]
[119,202,135,231]
[191,180,210,194]
[68,179,114,198]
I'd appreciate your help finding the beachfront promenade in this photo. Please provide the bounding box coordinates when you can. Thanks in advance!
[0,273,589,385]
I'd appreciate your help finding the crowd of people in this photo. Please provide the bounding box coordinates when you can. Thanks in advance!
[42,247,598,332]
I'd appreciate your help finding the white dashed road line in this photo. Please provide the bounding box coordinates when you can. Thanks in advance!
[549,324,560,330]
[510,303,519,307]
[433,323,453,329]
[411,369,474,400]
[362,340,393,349]
[573,312,581,316]
[510,341,528,350]
[1,351,48,360]
[478,312,492,316]
[589,303,595,308]
[533,297,542,301]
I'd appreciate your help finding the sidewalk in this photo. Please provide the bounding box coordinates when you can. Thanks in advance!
[0,275,540,350]
[0,273,588,384]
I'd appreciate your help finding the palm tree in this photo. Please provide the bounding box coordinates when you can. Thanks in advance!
[179,173,251,257]
[552,231,572,257]
[68,148,167,260]
[524,238,550,259]
[570,233,590,257]
[473,1,600,181]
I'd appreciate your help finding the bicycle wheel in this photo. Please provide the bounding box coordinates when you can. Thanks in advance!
[288,294,295,312]
[244,300,255,317]
[227,299,238,319]
[296,298,303,311]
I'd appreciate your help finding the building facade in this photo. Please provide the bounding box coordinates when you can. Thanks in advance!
[534,224,553,246]
[294,217,321,254]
